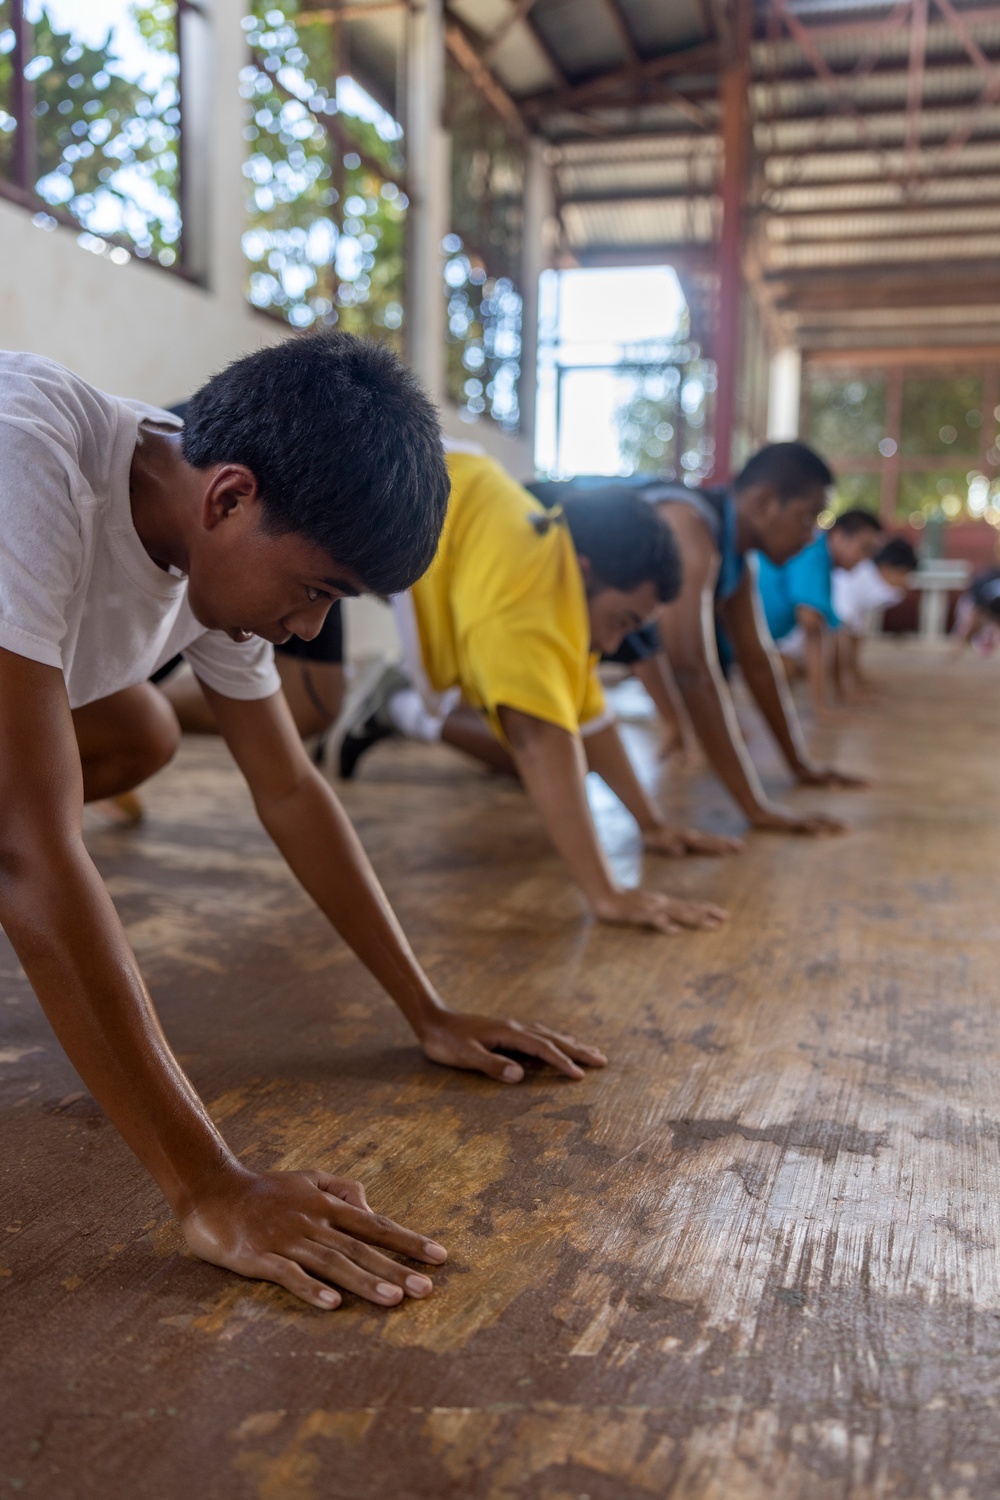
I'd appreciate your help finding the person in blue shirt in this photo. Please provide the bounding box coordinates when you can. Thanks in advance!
[757,508,883,718]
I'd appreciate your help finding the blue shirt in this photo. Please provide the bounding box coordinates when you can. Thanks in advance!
[756,534,840,643]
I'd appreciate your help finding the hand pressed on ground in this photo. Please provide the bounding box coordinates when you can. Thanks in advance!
[417,1010,607,1082]
[179,1167,448,1311]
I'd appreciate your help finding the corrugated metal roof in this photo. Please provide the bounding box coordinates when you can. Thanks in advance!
[428,0,1000,349]
[562,197,718,247]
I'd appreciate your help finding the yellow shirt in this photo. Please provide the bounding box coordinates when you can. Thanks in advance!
[410,451,606,740]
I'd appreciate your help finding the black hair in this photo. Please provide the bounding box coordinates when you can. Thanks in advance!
[875,536,918,572]
[971,567,1000,620]
[831,507,883,536]
[181,332,450,594]
[733,441,834,500]
[561,487,682,602]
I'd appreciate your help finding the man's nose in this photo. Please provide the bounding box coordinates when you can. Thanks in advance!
[284,599,332,641]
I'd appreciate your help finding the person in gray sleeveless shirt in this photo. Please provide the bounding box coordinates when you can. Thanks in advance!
[654,442,867,834]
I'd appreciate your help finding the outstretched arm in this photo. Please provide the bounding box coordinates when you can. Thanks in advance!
[497,704,728,933]
[656,512,791,827]
[723,576,865,796]
[581,720,741,857]
[201,681,605,1083]
[796,603,833,716]
[0,648,445,1312]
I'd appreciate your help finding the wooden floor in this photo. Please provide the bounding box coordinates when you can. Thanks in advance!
[2,640,1000,1499]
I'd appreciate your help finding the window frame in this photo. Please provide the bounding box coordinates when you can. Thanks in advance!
[802,358,1000,525]
[242,9,409,336]
[0,0,201,279]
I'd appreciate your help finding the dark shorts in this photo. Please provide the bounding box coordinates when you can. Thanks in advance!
[604,622,660,666]
[275,599,344,665]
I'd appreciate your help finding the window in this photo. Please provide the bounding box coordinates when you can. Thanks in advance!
[535,266,713,480]
[445,62,524,433]
[241,2,406,342]
[0,0,185,267]
[804,363,1000,531]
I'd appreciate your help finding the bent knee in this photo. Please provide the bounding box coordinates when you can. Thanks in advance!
[133,687,182,777]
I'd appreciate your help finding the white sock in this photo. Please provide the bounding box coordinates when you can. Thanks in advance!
[387,688,446,743]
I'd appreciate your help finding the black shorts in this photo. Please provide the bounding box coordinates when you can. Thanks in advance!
[275,599,344,664]
[604,622,660,666]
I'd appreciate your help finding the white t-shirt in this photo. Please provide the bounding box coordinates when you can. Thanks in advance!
[0,351,281,709]
[832,559,905,636]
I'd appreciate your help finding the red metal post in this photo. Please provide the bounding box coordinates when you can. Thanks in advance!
[710,12,750,484]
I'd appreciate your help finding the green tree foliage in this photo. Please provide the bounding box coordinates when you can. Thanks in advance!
[0,2,181,261]
[241,2,406,342]
[614,341,716,480]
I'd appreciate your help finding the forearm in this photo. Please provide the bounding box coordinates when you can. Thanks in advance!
[674,662,771,818]
[256,767,445,1030]
[0,837,237,1213]
[501,715,617,907]
[738,644,812,776]
[582,722,661,832]
[803,628,827,713]
[632,656,689,743]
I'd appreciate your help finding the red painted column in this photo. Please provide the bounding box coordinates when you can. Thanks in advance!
[710,13,751,484]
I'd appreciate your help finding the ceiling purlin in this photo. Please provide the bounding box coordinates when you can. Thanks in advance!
[519,41,719,119]
[480,0,540,67]
[932,0,1000,158]
[767,0,929,200]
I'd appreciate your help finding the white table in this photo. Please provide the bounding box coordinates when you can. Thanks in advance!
[907,559,972,640]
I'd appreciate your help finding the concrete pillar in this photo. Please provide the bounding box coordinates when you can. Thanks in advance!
[766,347,802,441]
[206,0,253,315]
[709,14,751,485]
[518,140,556,454]
[404,0,449,402]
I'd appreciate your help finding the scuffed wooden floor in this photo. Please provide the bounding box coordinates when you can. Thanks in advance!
[2,641,1000,1499]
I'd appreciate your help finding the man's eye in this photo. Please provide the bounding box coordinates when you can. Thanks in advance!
[306,587,324,603]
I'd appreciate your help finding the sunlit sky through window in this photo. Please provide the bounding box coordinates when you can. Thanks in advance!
[28,0,175,87]
[536,266,687,476]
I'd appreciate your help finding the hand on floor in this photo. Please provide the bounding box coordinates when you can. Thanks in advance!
[750,803,847,836]
[796,761,870,789]
[642,824,743,858]
[417,1009,607,1082]
[179,1167,447,1312]
[592,887,728,934]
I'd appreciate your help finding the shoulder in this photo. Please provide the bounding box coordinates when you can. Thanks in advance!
[0,351,124,457]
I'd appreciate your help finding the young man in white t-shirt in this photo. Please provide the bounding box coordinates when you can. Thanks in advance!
[0,333,604,1313]
[832,536,917,696]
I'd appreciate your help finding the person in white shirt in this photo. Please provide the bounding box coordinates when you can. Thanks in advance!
[833,537,917,695]
[0,334,604,1314]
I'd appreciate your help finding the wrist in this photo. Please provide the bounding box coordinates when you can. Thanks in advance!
[165,1149,250,1220]
[401,987,451,1038]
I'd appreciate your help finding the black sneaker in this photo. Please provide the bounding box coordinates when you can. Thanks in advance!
[336,662,411,779]
[339,716,396,779]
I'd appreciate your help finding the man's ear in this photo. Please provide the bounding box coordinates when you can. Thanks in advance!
[200,464,260,532]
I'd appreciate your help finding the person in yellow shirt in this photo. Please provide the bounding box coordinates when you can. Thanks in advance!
[339,450,739,933]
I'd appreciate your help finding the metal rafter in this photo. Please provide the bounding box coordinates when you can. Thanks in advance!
[600,0,641,71]
[444,21,529,140]
[521,42,719,119]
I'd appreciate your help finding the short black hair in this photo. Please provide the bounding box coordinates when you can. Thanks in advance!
[562,487,682,602]
[971,567,1000,620]
[831,507,883,536]
[875,537,918,571]
[734,441,834,499]
[181,332,450,595]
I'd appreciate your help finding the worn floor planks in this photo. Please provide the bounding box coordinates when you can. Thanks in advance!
[2,640,1000,1499]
